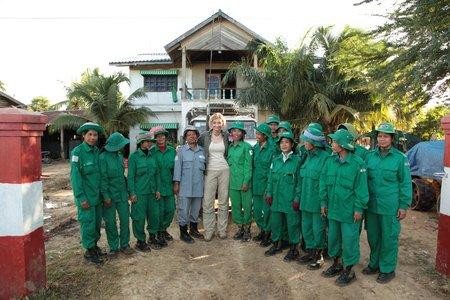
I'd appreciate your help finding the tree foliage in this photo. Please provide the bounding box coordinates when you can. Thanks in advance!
[28,96,52,112]
[0,80,5,92]
[413,105,450,140]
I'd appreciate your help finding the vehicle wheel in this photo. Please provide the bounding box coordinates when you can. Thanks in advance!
[411,178,436,211]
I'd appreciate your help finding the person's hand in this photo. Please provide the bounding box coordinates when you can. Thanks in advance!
[129,195,137,204]
[81,200,90,210]
[242,184,248,192]
[156,192,161,200]
[173,182,179,195]
[265,196,272,206]
[397,209,407,220]
[103,199,112,208]
[321,207,327,217]
[292,202,300,211]
[354,211,362,222]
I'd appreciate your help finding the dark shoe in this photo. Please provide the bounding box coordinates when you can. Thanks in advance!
[233,226,244,240]
[298,250,314,265]
[135,240,151,252]
[180,225,195,244]
[265,241,282,257]
[157,232,168,247]
[336,269,356,286]
[253,230,264,242]
[362,265,379,275]
[162,230,173,241]
[376,272,395,284]
[283,244,299,262]
[108,249,120,259]
[242,225,251,242]
[189,222,204,239]
[260,232,272,247]
[148,234,162,250]
[308,250,325,270]
[84,248,103,264]
[322,262,343,278]
[120,245,135,255]
[94,245,107,257]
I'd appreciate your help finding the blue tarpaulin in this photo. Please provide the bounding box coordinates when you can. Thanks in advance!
[406,141,444,180]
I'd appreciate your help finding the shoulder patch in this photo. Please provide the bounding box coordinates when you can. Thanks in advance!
[360,168,366,173]
[71,155,79,162]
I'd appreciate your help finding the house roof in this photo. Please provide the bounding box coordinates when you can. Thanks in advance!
[42,110,89,125]
[0,91,27,108]
[110,53,172,66]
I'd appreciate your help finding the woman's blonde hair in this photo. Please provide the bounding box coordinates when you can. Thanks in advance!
[209,113,226,128]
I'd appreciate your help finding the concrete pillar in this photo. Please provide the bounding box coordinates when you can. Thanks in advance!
[0,107,48,298]
[181,47,187,100]
[436,114,450,277]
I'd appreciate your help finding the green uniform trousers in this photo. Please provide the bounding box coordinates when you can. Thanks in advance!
[366,212,400,273]
[77,204,102,249]
[161,195,176,231]
[271,211,301,244]
[328,219,361,267]
[102,201,130,251]
[253,195,271,231]
[230,189,253,225]
[131,194,153,241]
[302,211,326,250]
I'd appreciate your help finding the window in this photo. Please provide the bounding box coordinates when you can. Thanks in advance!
[143,75,177,92]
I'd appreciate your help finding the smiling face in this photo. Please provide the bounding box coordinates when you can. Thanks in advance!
[211,119,223,134]
[304,141,315,151]
[280,138,293,153]
[83,130,98,146]
[185,130,198,144]
[377,132,393,148]
[231,128,244,142]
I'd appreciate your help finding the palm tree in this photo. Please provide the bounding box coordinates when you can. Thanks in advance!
[49,69,152,136]
[0,80,5,92]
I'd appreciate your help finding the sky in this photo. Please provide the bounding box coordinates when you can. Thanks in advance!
[0,0,392,104]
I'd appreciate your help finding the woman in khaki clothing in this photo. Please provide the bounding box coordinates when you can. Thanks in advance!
[198,113,230,241]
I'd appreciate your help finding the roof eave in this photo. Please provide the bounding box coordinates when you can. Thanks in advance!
[109,60,173,67]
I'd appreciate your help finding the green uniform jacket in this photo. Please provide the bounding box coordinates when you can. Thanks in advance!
[319,152,369,223]
[70,142,101,207]
[365,147,412,215]
[355,144,369,160]
[99,151,128,202]
[128,148,160,196]
[267,153,302,213]
[151,145,176,196]
[252,141,275,196]
[296,148,330,213]
[227,140,253,190]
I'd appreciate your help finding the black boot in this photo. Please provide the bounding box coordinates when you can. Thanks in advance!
[135,240,151,252]
[298,249,314,265]
[253,229,264,242]
[148,234,162,250]
[280,240,290,250]
[308,249,324,270]
[322,258,343,278]
[94,245,107,257]
[260,232,272,247]
[157,232,168,247]
[265,241,282,256]
[84,247,103,264]
[376,271,395,284]
[189,222,204,239]
[233,225,244,240]
[283,244,299,262]
[242,225,251,242]
[362,265,379,275]
[336,266,356,286]
[162,230,173,241]
[180,225,194,244]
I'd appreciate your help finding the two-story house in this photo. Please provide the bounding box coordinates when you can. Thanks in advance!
[110,10,270,150]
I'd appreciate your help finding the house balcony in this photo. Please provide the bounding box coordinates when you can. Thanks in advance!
[186,88,239,101]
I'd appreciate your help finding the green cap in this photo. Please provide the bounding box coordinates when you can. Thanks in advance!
[301,127,325,148]
[375,122,396,134]
[277,131,296,144]
[255,123,272,138]
[105,132,129,152]
[136,131,153,144]
[76,122,104,135]
[308,122,323,132]
[228,121,246,134]
[266,114,281,125]
[151,126,169,137]
[328,129,355,151]
[338,123,359,141]
[277,121,292,133]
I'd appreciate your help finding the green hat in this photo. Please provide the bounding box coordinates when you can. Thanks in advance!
[266,114,280,125]
[105,132,129,152]
[277,131,296,146]
[308,122,323,132]
[76,122,104,135]
[255,123,272,138]
[338,123,359,141]
[277,121,292,133]
[328,129,355,151]
[301,127,326,148]
[152,126,169,137]
[375,122,396,134]
[136,131,153,144]
[228,121,246,134]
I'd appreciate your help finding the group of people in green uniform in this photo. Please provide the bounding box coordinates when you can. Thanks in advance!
[70,113,411,287]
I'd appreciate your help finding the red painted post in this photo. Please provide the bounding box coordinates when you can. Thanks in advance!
[0,107,48,298]
[436,115,450,277]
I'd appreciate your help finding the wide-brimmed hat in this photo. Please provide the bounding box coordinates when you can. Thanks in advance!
[228,121,246,134]
[301,127,326,148]
[105,132,129,152]
[266,114,281,125]
[338,123,359,141]
[328,129,355,151]
[136,131,153,144]
[76,122,104,135]
[183,125,200,138]
[276,121,292,133]
[255,123,272,138]
[375,122,396,134]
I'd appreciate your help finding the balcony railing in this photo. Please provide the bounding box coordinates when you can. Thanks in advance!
[186,88,239,100]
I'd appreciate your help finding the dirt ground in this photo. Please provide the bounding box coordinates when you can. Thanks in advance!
[34,161,449,299]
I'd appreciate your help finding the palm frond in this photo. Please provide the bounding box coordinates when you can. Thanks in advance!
[48,114,90,134]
